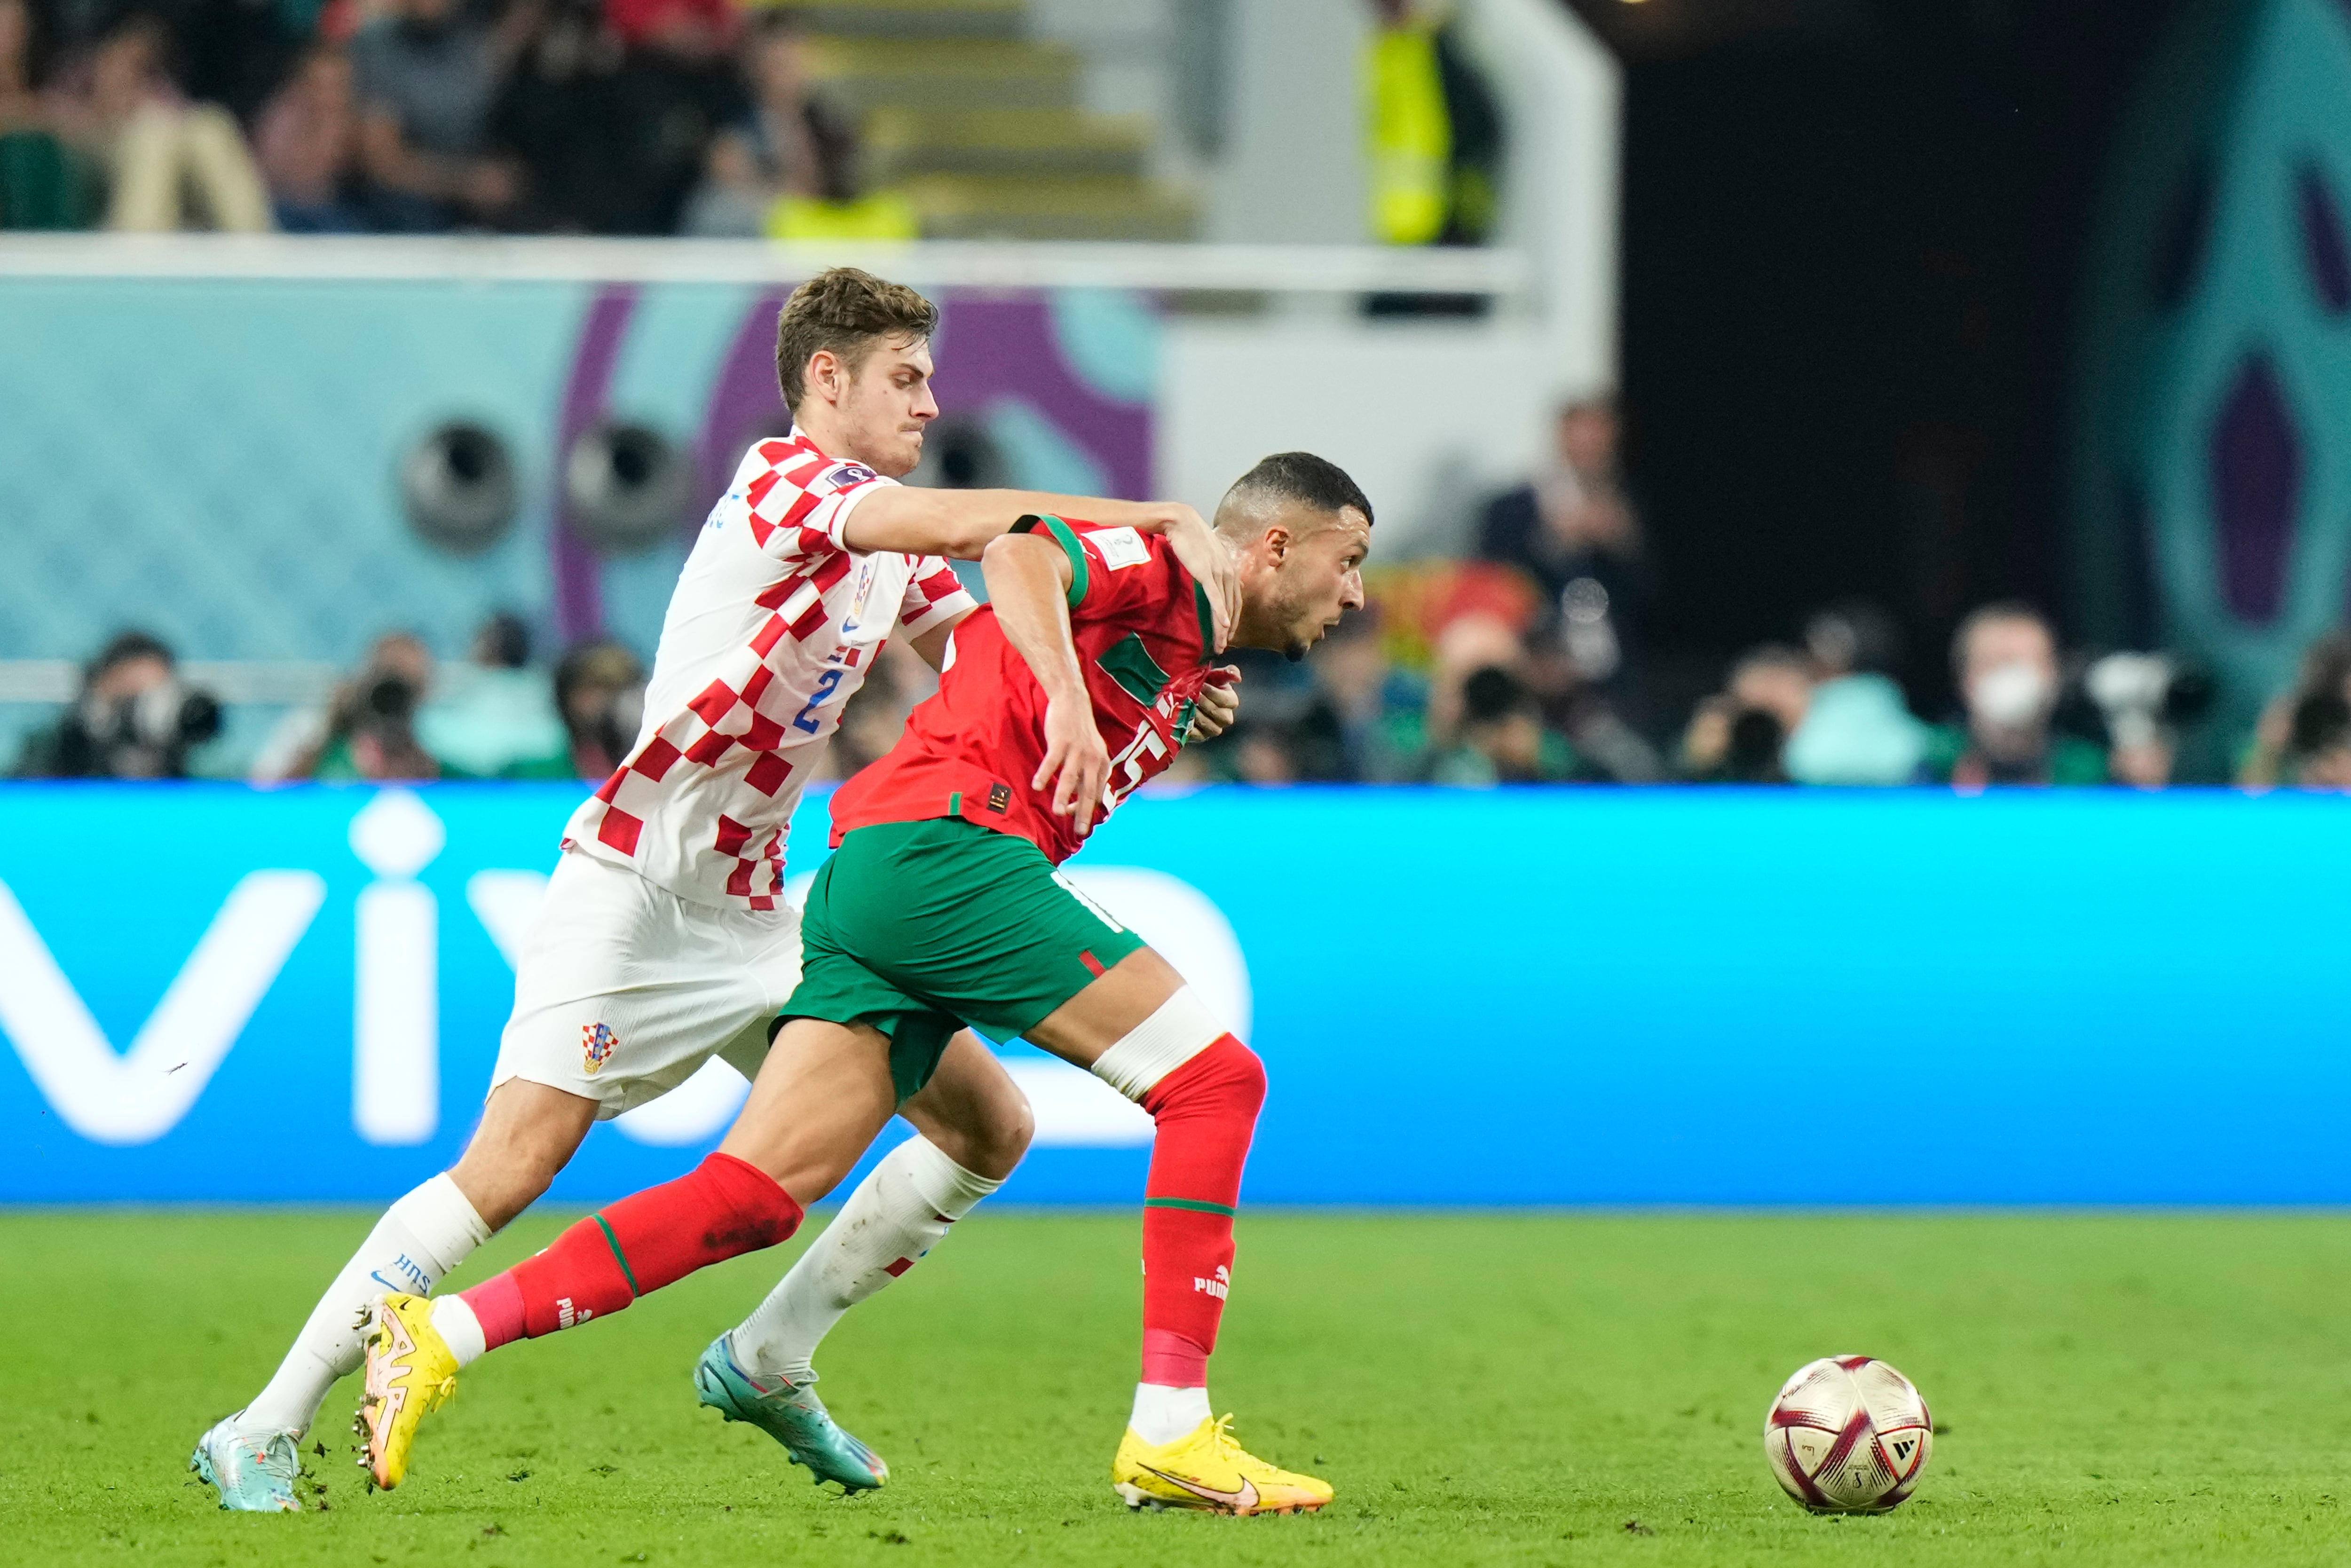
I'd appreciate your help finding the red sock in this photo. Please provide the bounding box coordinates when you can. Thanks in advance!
[461,1152,803,1352]
[1136,1035,1265,1386]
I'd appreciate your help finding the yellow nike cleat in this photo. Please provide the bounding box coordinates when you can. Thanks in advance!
[355,1292,458,1491]
[1112,1415,1333,1515]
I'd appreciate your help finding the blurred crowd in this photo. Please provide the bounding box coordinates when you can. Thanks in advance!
[7,608,942,784]
[0,0,912,236]
[1162,395,2351,794]
[21,394,2351,792]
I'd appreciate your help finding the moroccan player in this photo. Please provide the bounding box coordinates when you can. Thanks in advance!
[189,268,1241,1511]
[358,452,1372,1515]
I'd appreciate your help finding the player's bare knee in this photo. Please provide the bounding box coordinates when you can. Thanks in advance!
[450,1142,565,1230]
[449,1159,536,1232]
[978,1088,1036,1177]
[453,1079,597,1229]
[907,1085,1031,1180]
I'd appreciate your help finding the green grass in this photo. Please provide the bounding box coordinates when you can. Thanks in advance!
[6,1211,2351,1566]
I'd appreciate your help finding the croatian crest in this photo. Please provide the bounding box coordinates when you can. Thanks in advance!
[581,1022,620,1076]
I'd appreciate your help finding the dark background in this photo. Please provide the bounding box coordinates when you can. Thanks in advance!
[1566,0,2190,717]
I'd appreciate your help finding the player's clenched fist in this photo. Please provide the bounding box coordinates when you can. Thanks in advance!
[1189,667,1242,741]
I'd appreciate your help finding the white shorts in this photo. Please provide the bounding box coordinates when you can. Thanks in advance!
[489,850,804,1119]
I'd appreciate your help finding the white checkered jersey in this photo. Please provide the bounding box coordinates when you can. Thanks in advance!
[563,432,975,910]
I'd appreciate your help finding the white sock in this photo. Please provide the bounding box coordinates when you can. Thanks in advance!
[734,1135,1001,1385]
[1129,1383,1213,1446]
[428,1295,488,1368]
[239,1173,491,1435]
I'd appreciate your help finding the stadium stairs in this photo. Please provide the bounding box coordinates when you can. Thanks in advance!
[773,0,1197,241]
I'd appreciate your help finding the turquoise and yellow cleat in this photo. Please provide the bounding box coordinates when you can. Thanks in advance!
[693,1334,888,1492]
[1112,1414,1333,1516]
[355,1292,458,1491]
[189,1417,300,1512]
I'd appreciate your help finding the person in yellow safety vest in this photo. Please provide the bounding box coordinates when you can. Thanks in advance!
[763,94,920,242]
[1360,0,1500,248]
[766,188,919,241]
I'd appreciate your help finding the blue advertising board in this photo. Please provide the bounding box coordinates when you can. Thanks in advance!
[2,783,2346,1206]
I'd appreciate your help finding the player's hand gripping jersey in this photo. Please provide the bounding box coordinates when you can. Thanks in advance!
[564,433,974,908]
[828,516,1217,863]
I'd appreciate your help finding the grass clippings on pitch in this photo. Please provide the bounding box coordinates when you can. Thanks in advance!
[5,1210,2350,1567]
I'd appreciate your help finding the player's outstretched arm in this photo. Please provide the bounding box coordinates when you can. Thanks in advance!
[844,489,1239,647]
[838,487,1189,560]
[980,531,1110,834]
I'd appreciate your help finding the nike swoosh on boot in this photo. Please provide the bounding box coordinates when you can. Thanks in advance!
[1141,1465,1259,1512]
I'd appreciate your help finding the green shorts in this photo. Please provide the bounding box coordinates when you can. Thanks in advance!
[780,817,1148,1103]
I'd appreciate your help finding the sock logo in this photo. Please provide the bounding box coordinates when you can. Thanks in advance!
[556,1296,594,1330]
[582,1022,620,1077]
[370,1252,432,1295]
[1193,1263,1230,1300]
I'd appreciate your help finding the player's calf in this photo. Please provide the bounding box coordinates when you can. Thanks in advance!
[357,1152,804,1489]
[727,1035,1026,1396]
[1089,992,1264,1435]
[445,1151,802,1356]
[731,1133,1003,1391]
[1083,986,1324,1510]
[708,1039,1022,1487]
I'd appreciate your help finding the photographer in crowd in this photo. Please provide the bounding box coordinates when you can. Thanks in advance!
[12,630,220,779]
[1679,644,1812,784]
[1920,602,2106,788]
[248,630,439,784]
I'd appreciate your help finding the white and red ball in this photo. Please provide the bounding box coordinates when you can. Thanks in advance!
[1763,1355,1933,1513]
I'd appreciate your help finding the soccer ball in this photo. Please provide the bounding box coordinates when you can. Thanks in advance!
[1763,1355,1933,1513]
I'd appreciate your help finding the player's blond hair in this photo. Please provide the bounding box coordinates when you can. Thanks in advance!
[773,268,940,412]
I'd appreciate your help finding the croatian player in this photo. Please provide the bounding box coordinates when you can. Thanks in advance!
[357,452,1371,1515]
[190,267,1241,1511]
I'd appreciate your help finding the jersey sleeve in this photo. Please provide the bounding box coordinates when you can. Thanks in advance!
[738,444,896,565]
[898,555,976,638]
[1013,515,1201,634]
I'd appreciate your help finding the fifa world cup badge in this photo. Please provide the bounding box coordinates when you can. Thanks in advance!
[581,1022,620,1077]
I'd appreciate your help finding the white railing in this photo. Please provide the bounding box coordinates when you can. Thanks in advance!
[0,234,1533,297]
[0,660,339,706]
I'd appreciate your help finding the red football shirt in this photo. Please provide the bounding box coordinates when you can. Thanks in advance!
[828,515,1217,865]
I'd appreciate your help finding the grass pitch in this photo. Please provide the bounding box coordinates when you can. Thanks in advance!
[5,1210,2350,1567]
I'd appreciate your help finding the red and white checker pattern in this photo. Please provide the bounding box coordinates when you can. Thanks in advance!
[562,433,974,910]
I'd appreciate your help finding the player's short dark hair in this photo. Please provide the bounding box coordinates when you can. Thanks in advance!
[773,268,939,413]
[1219,451,1374,530]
